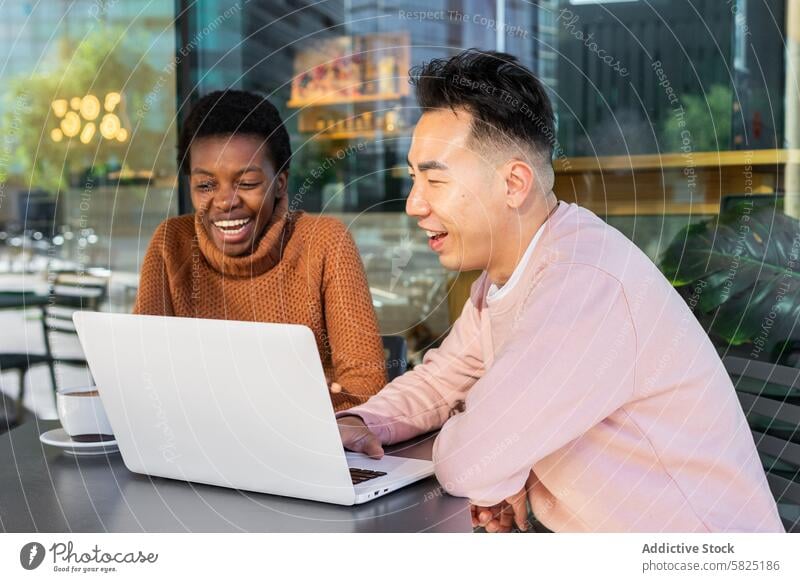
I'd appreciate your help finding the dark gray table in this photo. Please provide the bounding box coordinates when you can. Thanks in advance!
[0,420,471,532]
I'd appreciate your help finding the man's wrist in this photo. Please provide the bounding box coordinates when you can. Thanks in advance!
[334,409,391,444]
[337,414,366,425]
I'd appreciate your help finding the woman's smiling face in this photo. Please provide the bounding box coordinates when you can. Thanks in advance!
[189,134,287,257]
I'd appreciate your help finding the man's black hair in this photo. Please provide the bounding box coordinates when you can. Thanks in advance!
[410,49,555,163]
[177,89,291,175]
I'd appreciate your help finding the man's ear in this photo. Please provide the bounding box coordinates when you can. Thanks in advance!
[504,159,535,209]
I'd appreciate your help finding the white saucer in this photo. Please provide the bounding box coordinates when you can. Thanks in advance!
[39,428,119,456]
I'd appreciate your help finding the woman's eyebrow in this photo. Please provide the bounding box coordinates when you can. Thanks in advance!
[190,166,265,176]
[235,166,265,176]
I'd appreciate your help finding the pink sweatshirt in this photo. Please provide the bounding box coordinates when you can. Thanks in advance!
[342,202,784,532]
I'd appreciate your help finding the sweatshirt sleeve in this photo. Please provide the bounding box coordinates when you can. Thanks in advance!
[320,220,387,411]
[336,276,488,444]
[432,264,637,506]
[132,221,175,316]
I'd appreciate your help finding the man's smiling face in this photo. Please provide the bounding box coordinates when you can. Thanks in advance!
[189,134,287,257]
[406,108,507,272]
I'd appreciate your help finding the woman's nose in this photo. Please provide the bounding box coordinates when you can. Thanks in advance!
[213,187,241,211]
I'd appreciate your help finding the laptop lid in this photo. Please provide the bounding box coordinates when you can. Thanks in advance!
[72,312,356,505]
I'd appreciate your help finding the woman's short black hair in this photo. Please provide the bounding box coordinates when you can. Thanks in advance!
[177,89,291,175]
[410,49,555,164]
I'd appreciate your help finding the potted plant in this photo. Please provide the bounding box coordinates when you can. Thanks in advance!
[660,201,800,366]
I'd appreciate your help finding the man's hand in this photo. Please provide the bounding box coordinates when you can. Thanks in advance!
[337,415,384,459]
[471,487,529,532]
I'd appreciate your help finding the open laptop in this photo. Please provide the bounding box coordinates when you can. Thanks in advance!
[72,312,434,505]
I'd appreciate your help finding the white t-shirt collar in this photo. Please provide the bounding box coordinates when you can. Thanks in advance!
[486,215,550,303]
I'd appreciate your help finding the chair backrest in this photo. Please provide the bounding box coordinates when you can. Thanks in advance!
[446,270,482,325]
[50,271,108,312]
[381,335,408,382]
[724,356,800,532]
[41,271,110,360]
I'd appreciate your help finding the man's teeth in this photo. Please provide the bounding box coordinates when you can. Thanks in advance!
[214,218,251,233]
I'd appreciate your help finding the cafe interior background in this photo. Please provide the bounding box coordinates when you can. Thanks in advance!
[0,0,798,528]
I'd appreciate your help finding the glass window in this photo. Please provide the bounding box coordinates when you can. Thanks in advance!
[551,0,796,368]
[171,0,796,367]
[0,0,178,304]
[179,0,534,349]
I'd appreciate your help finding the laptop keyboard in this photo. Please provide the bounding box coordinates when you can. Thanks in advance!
[349,468,387,484]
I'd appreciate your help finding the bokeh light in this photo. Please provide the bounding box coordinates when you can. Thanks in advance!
[79,122,96,144]
[99,113,121,139]
[60,111,81,137]
[80,95,101,121]
[51,99,68,118]
[104,92,121,112]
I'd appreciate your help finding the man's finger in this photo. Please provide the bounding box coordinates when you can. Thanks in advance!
[484,505,513,533]
[349,431,384,459]
[499,504,515,532]
[485,520,511,533]
[472,505,493,528]
[478,504,503,528]
[338,417,383,458]
[470,505,481,527]
[509,491,529,531]
[487,505,513,533]
[362,436,384,459]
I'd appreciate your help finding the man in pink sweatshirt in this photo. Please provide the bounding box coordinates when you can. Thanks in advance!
[336,49,784,532]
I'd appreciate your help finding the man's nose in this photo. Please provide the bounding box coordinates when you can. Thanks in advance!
[405,188,430,218]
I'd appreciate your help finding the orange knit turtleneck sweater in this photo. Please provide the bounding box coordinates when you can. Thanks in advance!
[133,196,387,411]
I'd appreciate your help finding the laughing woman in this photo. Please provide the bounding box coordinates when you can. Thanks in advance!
[133,90,386,411]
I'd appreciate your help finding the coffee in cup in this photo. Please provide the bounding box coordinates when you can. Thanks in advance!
[56,386,114,442]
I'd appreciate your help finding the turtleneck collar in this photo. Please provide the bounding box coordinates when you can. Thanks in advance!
[193,195,296,278]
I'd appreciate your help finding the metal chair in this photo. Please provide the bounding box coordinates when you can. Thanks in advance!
[0,271,108,429]
[381,335,408,382]
[724,356,800,532]
[0,350,52,433]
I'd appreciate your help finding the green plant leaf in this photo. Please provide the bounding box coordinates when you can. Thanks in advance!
[659,204,800,347]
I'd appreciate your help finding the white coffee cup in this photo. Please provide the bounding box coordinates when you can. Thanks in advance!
[56,386,114,442]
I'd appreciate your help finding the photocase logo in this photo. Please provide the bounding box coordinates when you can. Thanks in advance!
[19,542,46,570]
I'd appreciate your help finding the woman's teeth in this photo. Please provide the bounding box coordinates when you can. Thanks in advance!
[425,230,448,240]
[214,218,251,234]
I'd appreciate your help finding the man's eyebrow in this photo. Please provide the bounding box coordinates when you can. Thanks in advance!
[406,156,448,171]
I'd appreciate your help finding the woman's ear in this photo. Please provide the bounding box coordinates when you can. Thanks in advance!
[504,159,535,209]
[274,170,289,198]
